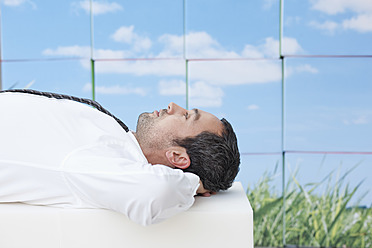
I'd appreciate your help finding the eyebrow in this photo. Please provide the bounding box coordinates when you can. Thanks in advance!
[192,108,200,121]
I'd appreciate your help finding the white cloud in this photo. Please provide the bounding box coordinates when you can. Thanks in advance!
[112,26,135,44]
[285,16,301,26]
[282,37,305,55]
[263,0,278,10]
[247,104,259,111]
[310,0,372,33]
[43,31,315,103]
[310,0,372,15]
[342,14,372,33]
[309,20,339,34]
[159,31,240,58]
[157,34,184,57]
[94,48,129,59]
[189,81,224,108]
[2,0,36,8]
[189,60,282,85]
[158,80,185,95]
[293,64,319,74]
[133,38,152,53]
[41,30,318,108]
[242,38,277,58]
[3,0,25,6]
[94,59,186,76]
[158,80,224,108]
[83,83,147,96]
[242,37,304,57]
[92,58,284,86]
[342,110,371,125]
[42,45,131,59]
[352,115,368,125]
[241,44,264,58]
[286,64,319,78]
[186,32,221,55]
[43,45,91,57]
[73,0,122,15]
[111,26,152,52]
[43,31,305,61]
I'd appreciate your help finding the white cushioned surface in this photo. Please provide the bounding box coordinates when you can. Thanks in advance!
[0,182,253,248]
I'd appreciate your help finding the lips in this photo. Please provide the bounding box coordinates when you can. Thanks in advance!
[153,110,159,117]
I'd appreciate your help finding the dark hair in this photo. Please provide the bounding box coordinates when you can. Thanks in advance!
[174,118,240,192]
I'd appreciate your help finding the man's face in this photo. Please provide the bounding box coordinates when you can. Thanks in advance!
[135,102,223,150]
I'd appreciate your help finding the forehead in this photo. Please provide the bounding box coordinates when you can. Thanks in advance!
[195,109,223,135]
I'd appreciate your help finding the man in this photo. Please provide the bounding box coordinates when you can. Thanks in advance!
[0,89,240,226]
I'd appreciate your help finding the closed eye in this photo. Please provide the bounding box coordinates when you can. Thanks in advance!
[184,112,189,119]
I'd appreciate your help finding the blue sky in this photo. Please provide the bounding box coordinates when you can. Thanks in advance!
[1,0,371,205]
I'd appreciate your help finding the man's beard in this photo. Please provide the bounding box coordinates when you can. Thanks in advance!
[135,112,164,150]
[135,112,173,150]
[136,112,154,134]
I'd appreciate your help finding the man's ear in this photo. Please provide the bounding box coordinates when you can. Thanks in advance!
[165,147,190,169]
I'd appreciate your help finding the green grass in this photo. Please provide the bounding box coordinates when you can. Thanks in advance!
[247,163,371,248]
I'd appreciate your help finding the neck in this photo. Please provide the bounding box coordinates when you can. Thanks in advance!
[133,132,173,167]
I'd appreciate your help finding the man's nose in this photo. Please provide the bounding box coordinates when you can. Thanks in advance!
[167,102,186,115]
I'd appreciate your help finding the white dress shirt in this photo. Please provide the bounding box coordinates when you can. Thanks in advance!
[0,92,200,226]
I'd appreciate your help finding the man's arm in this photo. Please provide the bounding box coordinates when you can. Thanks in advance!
[63,159,200,226]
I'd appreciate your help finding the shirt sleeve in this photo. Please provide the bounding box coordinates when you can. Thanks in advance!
[62,143,200,226]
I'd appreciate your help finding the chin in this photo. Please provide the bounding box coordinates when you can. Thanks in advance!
[136,113,156,135]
